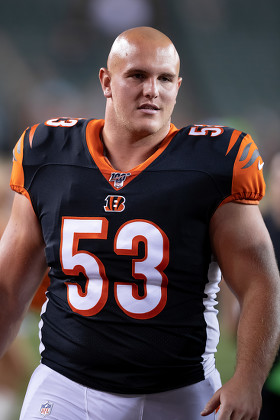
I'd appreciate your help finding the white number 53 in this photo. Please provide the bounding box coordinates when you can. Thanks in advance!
[60,218,169,319]
[189,124,224,137]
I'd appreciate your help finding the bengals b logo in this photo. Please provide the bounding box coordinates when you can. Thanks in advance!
[104,195,126,212]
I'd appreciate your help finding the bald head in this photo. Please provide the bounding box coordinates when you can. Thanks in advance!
[107,26,180,74]
[99,26,182,141]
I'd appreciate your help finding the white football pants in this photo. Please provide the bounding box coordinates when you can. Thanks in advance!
[19,364,221,420]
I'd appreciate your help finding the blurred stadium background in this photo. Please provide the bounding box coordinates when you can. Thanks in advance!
[0,0,279,418]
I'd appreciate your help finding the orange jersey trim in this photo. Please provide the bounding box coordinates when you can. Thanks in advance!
[29,123,39,147]
[85,119,179,191]
[226,129,242,155]
[30,272,50,312]
[220,133,265,207]
[10,130,32,202]
[10,125,41,202]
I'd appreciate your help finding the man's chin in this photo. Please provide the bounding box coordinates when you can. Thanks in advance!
[130,121,163,138]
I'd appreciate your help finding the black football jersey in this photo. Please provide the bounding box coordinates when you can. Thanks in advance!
[10,118,265,393]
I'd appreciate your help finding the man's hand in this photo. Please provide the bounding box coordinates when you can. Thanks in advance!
[201,376,262,419]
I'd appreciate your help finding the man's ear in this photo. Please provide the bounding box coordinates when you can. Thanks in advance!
[99,68,112,98]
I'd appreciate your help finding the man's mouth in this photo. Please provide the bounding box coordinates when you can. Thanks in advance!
[138,104,160,112]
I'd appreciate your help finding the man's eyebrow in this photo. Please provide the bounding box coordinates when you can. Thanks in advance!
[124,68,176,78]
[123,68,148,75]
[160,72,176,79]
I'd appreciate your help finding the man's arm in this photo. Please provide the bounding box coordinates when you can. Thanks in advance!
[202,202,280,420]
[0,193,47,358]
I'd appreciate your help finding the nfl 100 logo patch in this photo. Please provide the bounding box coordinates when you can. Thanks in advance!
[109,172,131,188]
[40,401,53,417]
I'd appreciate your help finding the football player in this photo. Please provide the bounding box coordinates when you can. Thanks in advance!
[0,26,279,420]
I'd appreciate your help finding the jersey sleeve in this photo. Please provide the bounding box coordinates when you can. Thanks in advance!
[221,132,265,206]
[10,123,40,201]
[10,128,29,199]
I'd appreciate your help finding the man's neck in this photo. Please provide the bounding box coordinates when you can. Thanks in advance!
[101,123,170,172]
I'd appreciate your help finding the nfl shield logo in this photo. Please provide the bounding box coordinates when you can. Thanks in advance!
[40,401,53,416]
[109,172,131,188]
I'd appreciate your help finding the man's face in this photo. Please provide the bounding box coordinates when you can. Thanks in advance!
[104,41,182,138]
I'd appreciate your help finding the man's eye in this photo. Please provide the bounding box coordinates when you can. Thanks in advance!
[160,76,171,82]
[132,73,144,79]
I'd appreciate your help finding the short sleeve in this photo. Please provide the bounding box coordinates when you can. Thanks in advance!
[10,124,40,201]
[10,129,30,199]
[220,133,265,206]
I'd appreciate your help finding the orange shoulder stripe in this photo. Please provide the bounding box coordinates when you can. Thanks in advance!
[29,123,39,147]
[226,129,242,155]
[10,129,32,202]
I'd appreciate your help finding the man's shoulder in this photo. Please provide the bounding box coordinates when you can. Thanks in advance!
[175,124,265,204]
[178,124,244,143]
[10,117,101,192]
[13,117,102,168]
[174,123,248,161]
[25,117,96,148]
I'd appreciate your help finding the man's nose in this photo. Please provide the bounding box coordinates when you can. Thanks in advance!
[143,78,159,99]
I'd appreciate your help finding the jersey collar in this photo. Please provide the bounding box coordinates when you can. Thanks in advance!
[85,119,178,191]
